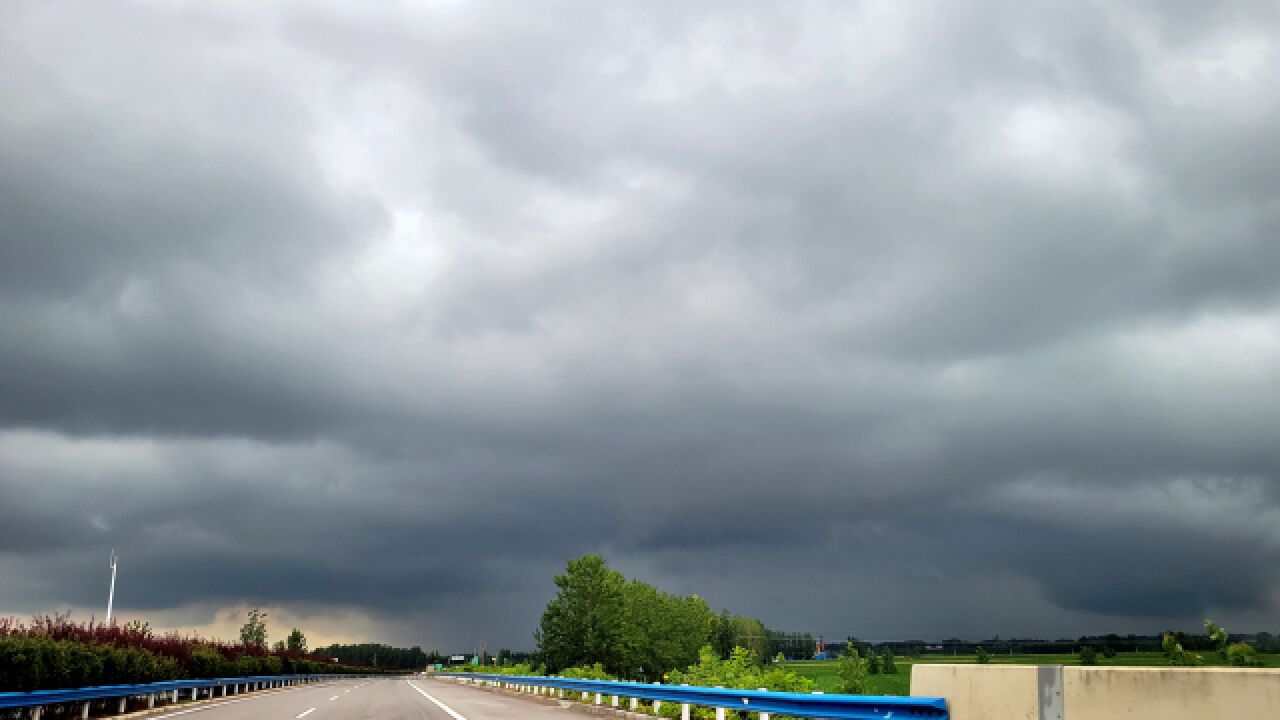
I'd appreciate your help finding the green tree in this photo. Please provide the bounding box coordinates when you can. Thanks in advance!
[286,628,307,653]
[975,647,990,664]
[1080,646,1098,665]
[536,555,628,674]
[837,647,867,693]
[621,582,715,680]
[710,609,735,658]
[845,637,865,656]
[1161,632,1179,660]
[1204,621,1229,660]
[239,608,268,650]
[881,648,898,675]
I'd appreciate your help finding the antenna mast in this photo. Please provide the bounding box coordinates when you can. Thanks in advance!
[106,550,118,626]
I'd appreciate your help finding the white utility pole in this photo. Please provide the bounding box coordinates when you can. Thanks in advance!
[106,550,118,625]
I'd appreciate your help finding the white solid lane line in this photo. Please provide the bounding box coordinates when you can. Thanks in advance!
[296,709,315,719]
[406,679,467,720]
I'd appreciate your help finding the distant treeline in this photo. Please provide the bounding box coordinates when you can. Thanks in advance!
[829,631,1280,657]
[311,643,438,669]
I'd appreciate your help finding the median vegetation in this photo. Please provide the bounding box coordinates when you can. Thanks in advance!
[0,612,383,692]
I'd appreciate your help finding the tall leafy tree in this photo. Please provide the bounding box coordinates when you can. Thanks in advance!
[286,628,307,653]
[621,582,715,679]
[537,555,627,674]
[239,608,268,650]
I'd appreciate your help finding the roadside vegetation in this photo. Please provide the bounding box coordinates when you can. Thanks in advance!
[457,556,1280,700]
[534,555,793,681]
[0,612,389,692]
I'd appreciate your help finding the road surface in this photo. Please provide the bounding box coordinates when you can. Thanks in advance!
[134,676,576,720]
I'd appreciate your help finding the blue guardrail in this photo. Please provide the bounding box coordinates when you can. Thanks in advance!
[0,674,339,709]
[449,672,949,719]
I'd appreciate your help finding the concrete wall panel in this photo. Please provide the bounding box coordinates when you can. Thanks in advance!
[1062,666,1280,719]
[910,664,1280,720]
[910,664,1040,720]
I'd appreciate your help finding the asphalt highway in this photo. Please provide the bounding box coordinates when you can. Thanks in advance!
[131,676,577,720]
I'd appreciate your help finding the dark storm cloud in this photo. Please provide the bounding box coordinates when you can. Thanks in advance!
[2,1,1279,649]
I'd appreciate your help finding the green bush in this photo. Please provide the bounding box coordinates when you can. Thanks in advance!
[1227,643,1259,667]
[1079,646,1098,666]
[189,646,229,678]
[0,636,182,691]
[559,662,613,680]
[1161,633,1200,666]
[658,646,813,718]
[975,647,990,664]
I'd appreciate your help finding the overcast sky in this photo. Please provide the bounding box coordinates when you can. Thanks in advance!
[2,0,1279,652]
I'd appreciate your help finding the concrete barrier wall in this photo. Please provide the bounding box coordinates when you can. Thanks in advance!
[1063,666,1280,719]
[911,664,1280,720]
[910,665,1045,720]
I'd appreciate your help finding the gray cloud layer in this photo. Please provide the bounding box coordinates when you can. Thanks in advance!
[2,1,1279,649]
